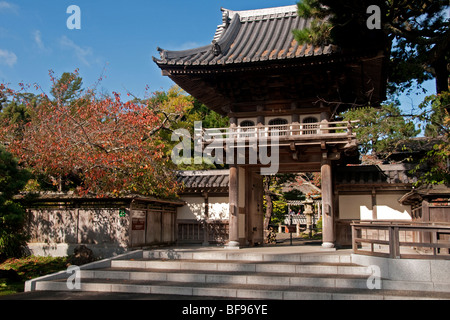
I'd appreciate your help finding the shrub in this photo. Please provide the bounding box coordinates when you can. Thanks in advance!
[0,147,31,261]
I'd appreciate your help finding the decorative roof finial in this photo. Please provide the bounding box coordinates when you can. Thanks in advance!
[212,40,221,56]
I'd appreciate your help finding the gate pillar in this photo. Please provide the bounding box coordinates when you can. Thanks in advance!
[321,157,335,248]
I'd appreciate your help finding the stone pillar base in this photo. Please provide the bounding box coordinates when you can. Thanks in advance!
[322,242,335,249]
[225,241,240,249]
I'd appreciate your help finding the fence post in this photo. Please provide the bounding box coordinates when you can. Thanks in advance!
[352,224,357,253]
[389,226,400,258]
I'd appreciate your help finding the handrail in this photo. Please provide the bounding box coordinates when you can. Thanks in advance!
[351,221,450,260]
[198,120,359,141]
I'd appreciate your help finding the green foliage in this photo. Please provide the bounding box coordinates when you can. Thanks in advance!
[0,256,69,295]
[0,147,31,260]
[292,19,332,45]
[154,87,229,171]
[412,91,450,185]
[294,0,450,96]
[418,91,450,138]
[316,217,323,233]
[271,199,288,225]
[341,104,420,157]
[50,70,83,104]
[263,174,299,227]
[295,0,387,49]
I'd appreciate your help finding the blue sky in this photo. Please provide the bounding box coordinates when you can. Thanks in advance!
[0,0,299,97]
[0,0,436,110]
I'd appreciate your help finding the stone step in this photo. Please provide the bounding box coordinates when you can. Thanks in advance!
[142,250,352,264]
[32,277,450,300]
[24,249,450,300]
[110,259,370,276]
[79,268,370,289]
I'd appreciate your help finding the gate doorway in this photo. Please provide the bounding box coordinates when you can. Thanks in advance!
[130,203,177,247]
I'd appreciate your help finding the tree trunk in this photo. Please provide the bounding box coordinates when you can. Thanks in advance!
[58,175,62,192]
[263,177,273,231]
[433,58,449,98]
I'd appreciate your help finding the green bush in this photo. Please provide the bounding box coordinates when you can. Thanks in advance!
[315,217,323,233]
[0,147,31,261]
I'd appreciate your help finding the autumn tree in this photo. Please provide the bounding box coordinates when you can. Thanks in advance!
[151,88,229,171]
[0,71,191,198]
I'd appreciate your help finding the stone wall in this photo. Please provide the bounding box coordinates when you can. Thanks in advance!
[27,207,130,258]
[21,194,184,258]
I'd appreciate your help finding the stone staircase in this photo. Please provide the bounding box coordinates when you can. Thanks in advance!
[25,248,450,300]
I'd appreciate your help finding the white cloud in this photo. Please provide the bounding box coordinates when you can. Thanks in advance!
[171,41,204,51]
[0,49,17,67]
[33,30,45,50]
[0,1,18,13]
[59,35,93,66]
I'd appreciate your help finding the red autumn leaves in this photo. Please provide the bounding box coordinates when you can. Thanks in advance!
[0,71,189,198]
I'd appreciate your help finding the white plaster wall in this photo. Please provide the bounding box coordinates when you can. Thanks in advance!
[177,196,205,220]
[177,196,230,221]
[339,195,373,220]
[376,194,412,220]
[208,196,229,220]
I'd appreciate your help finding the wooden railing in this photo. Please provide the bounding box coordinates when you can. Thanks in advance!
[177,219,229,245]
[198,120,359,143]
[351,221,450,260]
[282,214,319,226]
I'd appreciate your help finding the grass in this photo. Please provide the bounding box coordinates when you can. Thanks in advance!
[0,256,69,296]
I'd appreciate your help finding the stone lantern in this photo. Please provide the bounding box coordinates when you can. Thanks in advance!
[303,197,315,237]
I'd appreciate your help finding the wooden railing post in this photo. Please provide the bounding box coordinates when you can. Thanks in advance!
[352,224,357,253]
[320,119,328,135]
[389,226,400,258]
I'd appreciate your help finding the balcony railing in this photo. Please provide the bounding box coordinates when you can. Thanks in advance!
[197,120,359,143]
[351,221,450,260]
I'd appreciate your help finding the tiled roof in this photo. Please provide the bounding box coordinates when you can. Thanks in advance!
[399,184,450,205]
[154,5,336,67]
[335,164,417,186]
[177,170,229,194]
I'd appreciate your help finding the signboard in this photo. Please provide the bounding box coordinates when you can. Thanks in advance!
[132,210,146,218]
[132,218,145,231]
[285,225,296,233]
[131,210,146,231]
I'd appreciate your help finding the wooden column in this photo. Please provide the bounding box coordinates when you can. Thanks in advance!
[202,193,209,246]
[227,164,240,248]
[321,158,335,248]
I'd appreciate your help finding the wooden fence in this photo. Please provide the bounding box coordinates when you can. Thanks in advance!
[351,221,450,260]
[177,219,229,245]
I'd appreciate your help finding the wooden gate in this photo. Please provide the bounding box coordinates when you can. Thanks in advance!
[131,203,177,247]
